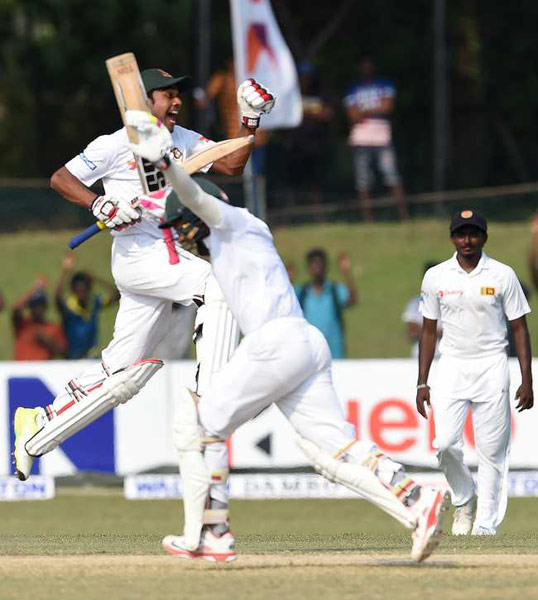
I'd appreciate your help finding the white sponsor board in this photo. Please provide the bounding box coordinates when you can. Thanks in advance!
[124,471,538,500]
[1,359,538,477]
[0,476,55,501]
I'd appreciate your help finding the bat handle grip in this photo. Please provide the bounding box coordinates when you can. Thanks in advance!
[68,221,106,249]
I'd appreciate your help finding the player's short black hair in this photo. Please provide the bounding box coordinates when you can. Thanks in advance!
[306,248,327,264]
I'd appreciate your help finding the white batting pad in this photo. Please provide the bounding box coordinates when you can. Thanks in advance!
[26,359,163,457]
[195,275,240,396]
[173,387,210,550]
[298,437,415,529]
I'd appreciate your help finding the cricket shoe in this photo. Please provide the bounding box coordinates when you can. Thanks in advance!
[162,529,237,563]
[410,487,451,562]
[471,525,496,536]
[13,407,43,481]
[451,496,476,535]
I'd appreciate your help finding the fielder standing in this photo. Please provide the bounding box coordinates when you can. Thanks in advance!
[417,210,533,535]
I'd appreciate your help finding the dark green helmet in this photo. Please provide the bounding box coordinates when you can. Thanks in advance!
[159,178,228,255]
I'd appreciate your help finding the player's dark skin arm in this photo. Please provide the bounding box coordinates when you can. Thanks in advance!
[510,315,534,411]
[416,317,438,419]
[50,167,96,209]
[210,125,257,176]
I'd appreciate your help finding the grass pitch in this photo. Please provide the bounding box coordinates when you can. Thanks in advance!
[1,492,538,599]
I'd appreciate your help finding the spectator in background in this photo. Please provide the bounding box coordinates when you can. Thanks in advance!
[55,253,120,359]
[12,277,66,360]
[402,262,442,358]
[285,61,334,212]
[344,57,407,222]
[528,213,538,291]
[295,249,357,358]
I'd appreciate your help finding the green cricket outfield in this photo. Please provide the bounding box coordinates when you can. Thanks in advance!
[1,491,537,599]
[0,219,536,360]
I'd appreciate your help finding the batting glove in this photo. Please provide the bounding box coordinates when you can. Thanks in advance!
[237,79,275,129]
[125,110,173,169]
[91,195,141,229]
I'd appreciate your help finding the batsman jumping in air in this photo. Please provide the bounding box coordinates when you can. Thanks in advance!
[13,66,275,545]
[123,110,451,563]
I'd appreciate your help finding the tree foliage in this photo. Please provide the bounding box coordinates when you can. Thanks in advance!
[1,0,537,192]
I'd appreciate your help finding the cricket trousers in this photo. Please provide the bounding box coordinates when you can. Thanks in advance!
[198,316,404,483]
[52,234,212,414]
[432,352,511,532]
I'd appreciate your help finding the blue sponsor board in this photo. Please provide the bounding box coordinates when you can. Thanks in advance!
[8,377,115,474]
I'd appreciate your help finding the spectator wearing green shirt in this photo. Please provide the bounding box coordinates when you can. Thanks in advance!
[295,248,357,358]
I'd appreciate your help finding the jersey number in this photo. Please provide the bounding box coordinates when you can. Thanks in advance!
[141,158,166,192]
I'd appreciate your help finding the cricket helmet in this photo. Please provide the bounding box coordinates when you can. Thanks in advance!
[159,178,229,255]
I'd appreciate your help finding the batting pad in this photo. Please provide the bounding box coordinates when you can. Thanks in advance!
[173,387,211,550]
[26,359,163,457]
[298,437,416,529]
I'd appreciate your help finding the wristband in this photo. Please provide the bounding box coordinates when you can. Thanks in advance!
[90,195,100,211]
[417,384,430,390]
[242,116,260,130]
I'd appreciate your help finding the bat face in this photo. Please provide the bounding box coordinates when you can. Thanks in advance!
[106,52,151,192]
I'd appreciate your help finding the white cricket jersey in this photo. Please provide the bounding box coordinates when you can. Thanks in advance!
[65,126,213,239]
[420,252,530,358]
[206,203,303,335]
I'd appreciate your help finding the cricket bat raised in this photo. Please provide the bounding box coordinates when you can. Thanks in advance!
[106,52,151,193]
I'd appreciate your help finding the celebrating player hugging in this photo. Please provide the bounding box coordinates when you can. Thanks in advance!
[122,109,451,563]
[13,64,275,532]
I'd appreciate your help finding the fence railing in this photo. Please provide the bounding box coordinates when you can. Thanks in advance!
[1,178,538,231]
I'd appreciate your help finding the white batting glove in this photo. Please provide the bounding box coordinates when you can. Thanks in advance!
[137,189,168,221]
[125,110,173,168]
[237,79,275,129]
[91,195,141,229]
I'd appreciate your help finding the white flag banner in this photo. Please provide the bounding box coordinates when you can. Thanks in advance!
[230,0,303,129]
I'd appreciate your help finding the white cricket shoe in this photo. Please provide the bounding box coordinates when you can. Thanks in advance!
[13,407,42,481]
[451,496,476,535]
[472,525,496,536]
[410,487,451,562]
[162,529,237,563]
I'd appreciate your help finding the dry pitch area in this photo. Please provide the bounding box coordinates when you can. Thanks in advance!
[1,492,537,600]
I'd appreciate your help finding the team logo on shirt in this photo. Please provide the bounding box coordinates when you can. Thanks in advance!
[438,290,463,298]
[79,152,97,171]
[481,287,495,296]
[171,147,184,163]
[127,160,137,171]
